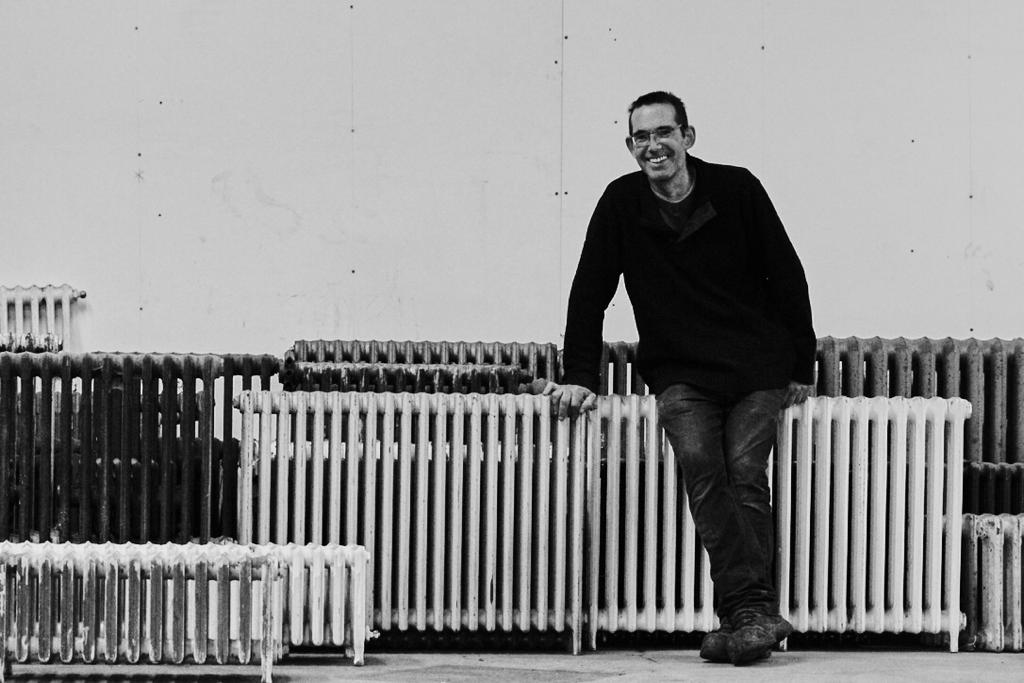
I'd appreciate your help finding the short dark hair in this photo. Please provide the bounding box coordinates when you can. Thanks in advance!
[627,91,688,134]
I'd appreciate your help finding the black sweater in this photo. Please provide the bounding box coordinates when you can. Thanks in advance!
[561,156,816,395]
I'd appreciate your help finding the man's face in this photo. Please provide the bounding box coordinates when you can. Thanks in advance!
[627,103,694,183]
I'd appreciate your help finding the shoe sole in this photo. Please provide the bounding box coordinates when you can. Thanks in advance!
[703,645,772,664]
[699,646,729,663]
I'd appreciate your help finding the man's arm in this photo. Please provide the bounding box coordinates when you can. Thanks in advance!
[748,173,816,392]
[553,189,624,417]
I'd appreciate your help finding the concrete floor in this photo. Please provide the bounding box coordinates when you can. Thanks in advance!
[6,648,1024,683]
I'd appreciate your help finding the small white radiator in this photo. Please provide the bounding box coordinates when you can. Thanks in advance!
[0,285,85,352]
[235,390,586,652]
[0,542,369,682]
[0,542,277,681]
[775,397,971,651]
[962,513,1024,652]
[266,543,370,662]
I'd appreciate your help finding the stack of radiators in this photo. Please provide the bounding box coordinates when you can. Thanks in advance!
[0,352,278,544]
[0,541,370,682]
[0,285,86,353]
[235,390,587,652]
[598,337,1024,463]
[287,339,559,386]
[0,349,378,676]
[812,337,1024,466]
[0,333,998,659]
[813,338,1024,650]
[280,360,533,394]
[598,336,1024,651]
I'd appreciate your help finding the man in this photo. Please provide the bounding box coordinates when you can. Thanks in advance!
[546,91,815,665]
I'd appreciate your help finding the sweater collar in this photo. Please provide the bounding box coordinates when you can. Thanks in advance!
[636,155,717,242]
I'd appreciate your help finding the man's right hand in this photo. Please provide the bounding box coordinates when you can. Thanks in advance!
[541,382,597,420]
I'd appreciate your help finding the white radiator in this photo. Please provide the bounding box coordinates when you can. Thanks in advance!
[235,391,586,652]
[586,395,972,651]
[233,393,971,653]
[0,542,278,681]
[0,542,369,682]
[262,543,370,664]
[775,397,971,651]
[0,285,85,352]
[962,513,1024,652]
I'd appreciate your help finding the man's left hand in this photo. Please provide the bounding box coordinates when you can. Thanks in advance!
[782,381,814,408]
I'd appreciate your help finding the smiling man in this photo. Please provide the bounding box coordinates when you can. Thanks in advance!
[546,91,816,665]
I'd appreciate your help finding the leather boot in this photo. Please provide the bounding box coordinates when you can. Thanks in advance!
[726,609,793,666]
[699,617,734,662]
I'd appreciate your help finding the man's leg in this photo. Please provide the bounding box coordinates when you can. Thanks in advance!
[723,388,786,588]
[692,388,788,662]
[656,384,773,622]
[720,387,793,663]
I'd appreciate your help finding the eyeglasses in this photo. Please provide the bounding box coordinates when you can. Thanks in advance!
[628,124,684,146]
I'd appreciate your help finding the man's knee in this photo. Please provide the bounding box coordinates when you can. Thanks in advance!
[659,394,722,464]
[728,451,771,507]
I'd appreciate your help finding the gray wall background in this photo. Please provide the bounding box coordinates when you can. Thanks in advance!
[2,1,1021,353]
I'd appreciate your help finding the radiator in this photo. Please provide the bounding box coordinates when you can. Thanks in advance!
[585,394,715,648]
[0,285,86,353]
[287,339,560,385]
[0,542,279,682]
[962,513,1024,652]
[0,352,278,544]
[262,543,370,662]
[0,541,369,680]
[965,463,1024,515]
[775,397,971,651]
[585,396,971,651]
[280,360,533,394]
[235,390,586,652]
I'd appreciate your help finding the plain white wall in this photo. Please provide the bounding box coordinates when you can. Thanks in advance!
[1,0,1022,354]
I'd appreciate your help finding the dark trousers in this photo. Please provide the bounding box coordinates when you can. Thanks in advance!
[656,382,785,619]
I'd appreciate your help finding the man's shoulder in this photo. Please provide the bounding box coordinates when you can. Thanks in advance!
[603,170,648,196]
[596,157,761,201]
[690,156,757,186]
